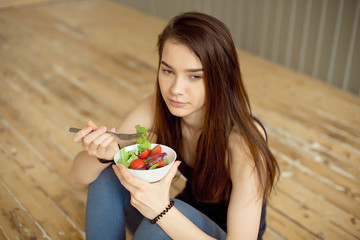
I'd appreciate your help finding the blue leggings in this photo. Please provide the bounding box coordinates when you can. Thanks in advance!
[85,165,226,240]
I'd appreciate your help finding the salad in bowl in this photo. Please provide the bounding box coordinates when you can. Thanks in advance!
[114,125,177,182]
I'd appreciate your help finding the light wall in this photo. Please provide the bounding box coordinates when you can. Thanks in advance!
[116,0,360,95]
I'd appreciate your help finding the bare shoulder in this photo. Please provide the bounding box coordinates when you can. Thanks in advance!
[227,128,253,174]
[227,118,266,179]
[117,94,156,134]
[227,125,263,201]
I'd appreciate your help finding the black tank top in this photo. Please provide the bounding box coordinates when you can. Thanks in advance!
[175,117,267,240]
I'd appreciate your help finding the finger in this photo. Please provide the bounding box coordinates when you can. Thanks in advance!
[161,160,181,184]
[95,135,116,157]
[112,164,145,191]
[88,134,113,155]
[86,120,98,130]
[90,131,112,147]
[82,127,107,150]
[72,127,92,142]
[99,135,115,149]
[109,128,121,145]
[112,164,123,179]
[112,164,138,192]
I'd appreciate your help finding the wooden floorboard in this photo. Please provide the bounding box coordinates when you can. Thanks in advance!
[0,0,359,239]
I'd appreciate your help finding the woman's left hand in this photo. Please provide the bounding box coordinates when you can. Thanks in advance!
[112,161,181,220]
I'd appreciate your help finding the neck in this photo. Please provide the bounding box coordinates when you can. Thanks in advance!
[181,117,203,136]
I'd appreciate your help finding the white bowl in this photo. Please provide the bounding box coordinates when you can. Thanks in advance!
[114,144,177,183]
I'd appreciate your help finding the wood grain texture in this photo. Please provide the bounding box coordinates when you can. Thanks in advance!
[0,0,359,239]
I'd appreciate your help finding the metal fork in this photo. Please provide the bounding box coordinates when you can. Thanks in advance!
[68,127,141,140]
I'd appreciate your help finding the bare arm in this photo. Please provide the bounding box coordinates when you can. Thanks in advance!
[70,151,112,184]
[225,124,267,239]
[70,94,156,185]
[226,150,263,239]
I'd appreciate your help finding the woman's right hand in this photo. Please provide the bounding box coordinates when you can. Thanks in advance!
[72,120,119,160]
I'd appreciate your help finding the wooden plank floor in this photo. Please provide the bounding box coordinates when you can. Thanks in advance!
[0,0,359,239]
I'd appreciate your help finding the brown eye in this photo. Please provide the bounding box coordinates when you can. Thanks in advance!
[191,75,202,80]
[162,69,173,75]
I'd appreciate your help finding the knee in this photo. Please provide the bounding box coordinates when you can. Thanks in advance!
[132,199,186,239]
[89,165,118,189]
[171,198,197,218]
[88,165,124,195]
[132,218,170,240]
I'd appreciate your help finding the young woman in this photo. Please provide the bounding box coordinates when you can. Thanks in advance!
[71,12,279,240]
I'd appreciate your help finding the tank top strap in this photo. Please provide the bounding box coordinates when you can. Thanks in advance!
[252,116,268,143]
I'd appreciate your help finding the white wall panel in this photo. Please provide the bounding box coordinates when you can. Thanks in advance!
[114,0,360,95]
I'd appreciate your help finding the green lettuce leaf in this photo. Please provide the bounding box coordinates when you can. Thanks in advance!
[135,124,151,152]
[117,148,130,168]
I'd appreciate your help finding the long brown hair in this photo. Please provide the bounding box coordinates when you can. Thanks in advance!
[153,12,279,203]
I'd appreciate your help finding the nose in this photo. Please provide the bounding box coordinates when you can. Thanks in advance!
[170,75,185,95]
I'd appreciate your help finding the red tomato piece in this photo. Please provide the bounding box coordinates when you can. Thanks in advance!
[138,149,150,159]
[129,159,146,169]
[156,159,167,168]
[150,145,162,155]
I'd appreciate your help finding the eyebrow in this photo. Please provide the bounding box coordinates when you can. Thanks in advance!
[161,60,203,73]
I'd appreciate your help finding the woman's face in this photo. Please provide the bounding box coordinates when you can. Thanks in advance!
[158,40,206,121]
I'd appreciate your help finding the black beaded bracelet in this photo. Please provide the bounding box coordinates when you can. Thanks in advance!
[150,200,175,224]
[97,144,121,164]
[97,158,113,164]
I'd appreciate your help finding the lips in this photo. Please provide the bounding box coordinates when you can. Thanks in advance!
[169,99,186,108]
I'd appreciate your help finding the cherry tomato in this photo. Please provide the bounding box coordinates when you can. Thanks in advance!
[150,145,162,156]
[130,159,146,169]
[138,149,150,159]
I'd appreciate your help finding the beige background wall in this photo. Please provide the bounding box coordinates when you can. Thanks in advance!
[115,0,360,96]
